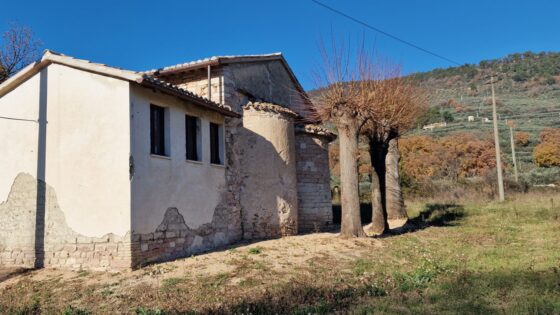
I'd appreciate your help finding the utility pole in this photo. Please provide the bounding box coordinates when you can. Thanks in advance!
[507,121,519,183]
[491,76,505,201]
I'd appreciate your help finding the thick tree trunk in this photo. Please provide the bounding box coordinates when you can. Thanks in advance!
[338,117,365,238]
[364,165,386,236]
[385,138,407,227]
[366,137,389,236]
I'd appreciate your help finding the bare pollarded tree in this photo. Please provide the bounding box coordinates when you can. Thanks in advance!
[309,40,426,237]
[0,24,41,83]
[360,64,428,235]
[310,41,368,237]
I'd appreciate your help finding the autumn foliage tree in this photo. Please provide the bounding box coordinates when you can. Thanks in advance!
[514,132,530,147]
[0,24,41,83]
[534,128,560,167]
[399,133,500,182]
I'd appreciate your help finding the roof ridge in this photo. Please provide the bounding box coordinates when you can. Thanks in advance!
[144,52,284,74]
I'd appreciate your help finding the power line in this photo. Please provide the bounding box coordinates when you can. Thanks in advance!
[0,116,38,123]
[311,0,462,66]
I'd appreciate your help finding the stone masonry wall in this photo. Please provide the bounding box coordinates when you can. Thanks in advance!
[0,173,131,270]
[156,68,224,105]
[220,62,307,115]
[240,104,299,239]
[295,128,334,232]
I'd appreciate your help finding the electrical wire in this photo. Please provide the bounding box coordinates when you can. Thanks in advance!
[311,0,462,66]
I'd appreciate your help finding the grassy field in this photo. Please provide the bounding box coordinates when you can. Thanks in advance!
[0,192,559,314]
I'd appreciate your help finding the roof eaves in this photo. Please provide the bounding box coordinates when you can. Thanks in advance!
[137,75,240,118]
[42,50,141,82]
[0,50,240,118]
[0,58,45,97]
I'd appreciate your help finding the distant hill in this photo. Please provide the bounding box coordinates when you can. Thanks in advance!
[409,51,560,170]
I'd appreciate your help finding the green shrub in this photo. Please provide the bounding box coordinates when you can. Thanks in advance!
[522,167,560,185]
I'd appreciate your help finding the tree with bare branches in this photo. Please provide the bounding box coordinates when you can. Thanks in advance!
[359,65,428,235]
[0,24,41,83]
[311,43,368,237]
[310,40,426,237]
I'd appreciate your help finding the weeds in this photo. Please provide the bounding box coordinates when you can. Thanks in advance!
[353,258,375,276]
[161,277,184,291]
[100,288,114,297]
[136,307,167,315]
[248,247,262,255]
[63,305,91,315]
[76,270,89,278]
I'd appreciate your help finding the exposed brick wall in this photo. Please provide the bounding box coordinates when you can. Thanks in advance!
[130,204,238,267]
[0,173,131,270]
[295,133,334,232]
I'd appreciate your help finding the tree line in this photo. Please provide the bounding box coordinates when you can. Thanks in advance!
[412,51,560,84]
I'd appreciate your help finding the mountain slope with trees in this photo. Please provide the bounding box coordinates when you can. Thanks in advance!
[409,51,560,175]
[319,51,560,205]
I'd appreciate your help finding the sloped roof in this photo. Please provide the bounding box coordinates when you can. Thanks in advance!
[144,53,284,74]
[0,50,239,117]
[145,53,311,107]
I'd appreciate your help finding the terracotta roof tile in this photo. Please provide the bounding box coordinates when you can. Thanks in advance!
[243,102,299,117]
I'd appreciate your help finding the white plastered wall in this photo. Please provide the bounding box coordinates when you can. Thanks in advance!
[0,69,42,200]
[45,64,131,237]
[0,64,132,237]
[129,85,227,234]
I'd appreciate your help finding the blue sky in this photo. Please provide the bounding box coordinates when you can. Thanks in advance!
[1,0,559,90]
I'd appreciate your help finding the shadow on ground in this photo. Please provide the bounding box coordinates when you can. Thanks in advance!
[332,203,466,237]
[0,268,33,283]
[387,203,466,236]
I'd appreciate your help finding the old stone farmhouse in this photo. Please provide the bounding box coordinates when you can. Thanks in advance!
[0,50,335,270]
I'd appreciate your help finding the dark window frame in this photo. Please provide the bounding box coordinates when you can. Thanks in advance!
[150,104,166,156]
[209,122,223,165]
[185,115,200,161]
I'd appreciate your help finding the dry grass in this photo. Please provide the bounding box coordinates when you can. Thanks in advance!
[1,192,559,314]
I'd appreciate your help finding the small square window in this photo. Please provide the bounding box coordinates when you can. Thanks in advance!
[185,115,201,161]
[210,122,224,165]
